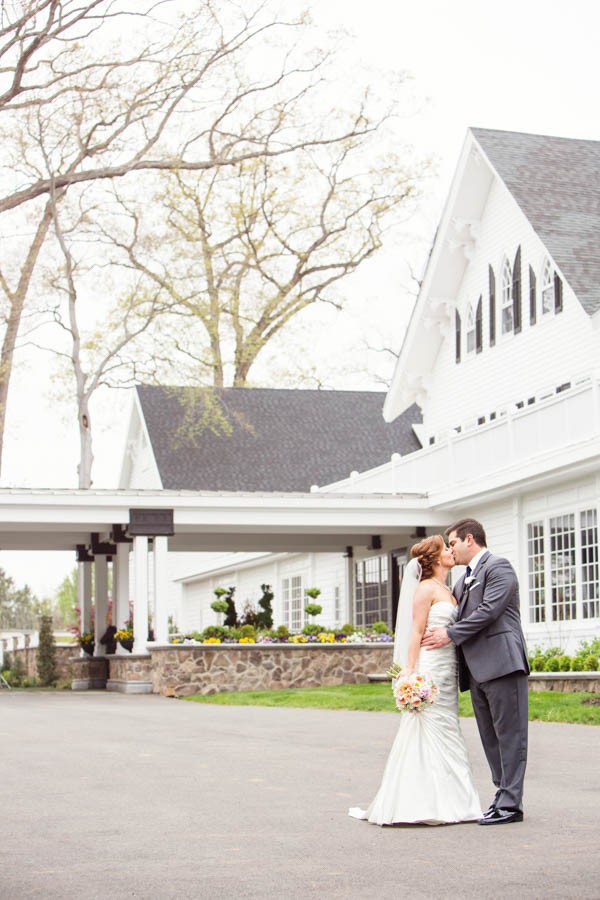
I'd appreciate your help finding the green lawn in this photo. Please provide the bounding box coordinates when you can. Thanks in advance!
[183,682,600,725]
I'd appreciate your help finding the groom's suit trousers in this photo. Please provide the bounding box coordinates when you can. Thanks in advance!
[468,669,528,811]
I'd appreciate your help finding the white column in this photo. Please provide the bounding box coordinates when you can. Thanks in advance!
[344,550,354,625]
[78,561,93,636]
[153,535,169,644]
[94,556,109,655]
[132,535,149,654]
[114,542,131,655]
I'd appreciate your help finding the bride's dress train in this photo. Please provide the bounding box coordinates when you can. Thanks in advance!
[349,601,482,825]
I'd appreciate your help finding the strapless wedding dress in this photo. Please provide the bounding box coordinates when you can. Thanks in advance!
[349,601,482,825]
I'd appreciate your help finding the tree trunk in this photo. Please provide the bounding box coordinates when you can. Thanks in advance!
[0,200,55,476]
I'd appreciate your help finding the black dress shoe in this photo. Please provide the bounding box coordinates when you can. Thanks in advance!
[479,807,524,826]
[482,790,502,818]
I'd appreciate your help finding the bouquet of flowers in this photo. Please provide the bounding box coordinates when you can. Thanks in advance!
[386,662,439,713]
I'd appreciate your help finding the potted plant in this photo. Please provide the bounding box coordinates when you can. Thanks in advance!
[78,632,95,656]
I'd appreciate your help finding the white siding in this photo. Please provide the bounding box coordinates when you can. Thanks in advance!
[424,179,600,439]
[178,551,347,633]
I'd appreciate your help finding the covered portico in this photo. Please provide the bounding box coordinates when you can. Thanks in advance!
[0,488,447,669]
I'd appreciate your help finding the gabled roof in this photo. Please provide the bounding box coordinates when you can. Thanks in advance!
[472,127,600,316]
[136,386,421,492]
[383,126,600,423]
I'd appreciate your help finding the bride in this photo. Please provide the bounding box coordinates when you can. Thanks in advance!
[349,534,482,826]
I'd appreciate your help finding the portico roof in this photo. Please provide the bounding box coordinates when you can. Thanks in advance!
[0,487,447,554]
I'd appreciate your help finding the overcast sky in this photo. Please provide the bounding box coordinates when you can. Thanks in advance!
[2,0,599,598]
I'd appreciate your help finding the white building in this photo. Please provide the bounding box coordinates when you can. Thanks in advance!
[120,127,600,653]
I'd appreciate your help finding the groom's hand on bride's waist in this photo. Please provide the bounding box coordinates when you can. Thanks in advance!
[421,627,451,649]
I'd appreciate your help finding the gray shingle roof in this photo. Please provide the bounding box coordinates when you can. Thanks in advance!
[137,386,421,492]
[471,127,600,316]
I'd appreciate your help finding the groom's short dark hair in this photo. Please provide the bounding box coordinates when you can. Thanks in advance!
[445,518,487,547]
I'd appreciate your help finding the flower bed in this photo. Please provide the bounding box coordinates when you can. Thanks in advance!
[150,641,395,697]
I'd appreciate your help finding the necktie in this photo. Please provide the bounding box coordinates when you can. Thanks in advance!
[465,565,472,578]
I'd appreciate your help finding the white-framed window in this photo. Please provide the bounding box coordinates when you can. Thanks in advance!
[334,585,342,627]
[501,257,513,334]
[466,303,475,354]
[581,509,599,619]
[354,555,390,627]
[282,574,303,631]
[541,259,554,315]
[526,508,600,624]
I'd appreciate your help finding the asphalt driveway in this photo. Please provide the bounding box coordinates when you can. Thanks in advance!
[1,691,598,899]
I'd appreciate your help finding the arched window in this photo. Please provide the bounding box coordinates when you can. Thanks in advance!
[475,296,483,353]
[512,246,522,334]
[466,303,475,353]
[501,257,513,334]
[488,266,496,346]
[541,259,554,314]
[529,265,537,325]
[455,310,461,364]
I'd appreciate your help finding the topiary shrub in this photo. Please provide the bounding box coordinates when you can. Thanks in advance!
[37,615,57,686]
[256,584,274,630]
[201,625,229,641]
[571,655,585,672]
[223,587,238,628]
[530,655,546,672]
[584,654,599,671]
[544,657,560,672]
[557,655,572,672]
[275,625,290,640]
[239,624,256,639]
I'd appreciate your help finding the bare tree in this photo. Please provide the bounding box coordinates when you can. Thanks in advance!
[0,0,396,476]
[42,183,165,487]
[103,134,423,388]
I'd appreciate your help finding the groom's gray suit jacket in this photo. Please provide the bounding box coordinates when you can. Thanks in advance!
[446,551,530,692]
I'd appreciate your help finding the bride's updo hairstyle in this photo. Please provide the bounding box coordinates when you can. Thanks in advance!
[410,534,445,581]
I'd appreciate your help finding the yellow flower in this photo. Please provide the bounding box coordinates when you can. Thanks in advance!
[203,637,221,644]
[239,637,255,644]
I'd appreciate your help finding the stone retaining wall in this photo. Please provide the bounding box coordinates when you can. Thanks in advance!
[150,643,395,697]
[6,645,78,682]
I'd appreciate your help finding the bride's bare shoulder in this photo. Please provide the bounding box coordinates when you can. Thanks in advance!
[414,579,436,600]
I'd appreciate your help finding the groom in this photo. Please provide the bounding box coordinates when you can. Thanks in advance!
[421,517,530,825]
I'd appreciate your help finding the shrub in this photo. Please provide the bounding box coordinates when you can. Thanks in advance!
[302,623,322,636]
[239,601,258,627]
[557,655,572,672]
[9,654,26,686]
[584,654,599,671]
[544,657,560,672]
[37,614,57,686]
[571,655,585,672]
[275,625,290,639]
[201,625,229,641]
[371,621,390,635]
[575,637,600,657]
[239,624,256,639]
[304,603,323,618]
[256,584,274,630]
[305,587,321,602]
[211,599,229,615]
[224,587,238,628]
[341,623,355,635]
[531,655,546,672]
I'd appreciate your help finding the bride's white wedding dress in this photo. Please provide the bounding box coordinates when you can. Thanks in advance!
[349,601,482,825]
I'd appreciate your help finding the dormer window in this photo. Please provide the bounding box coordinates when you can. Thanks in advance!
[501,257,513,334]
[541,259,554,314]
